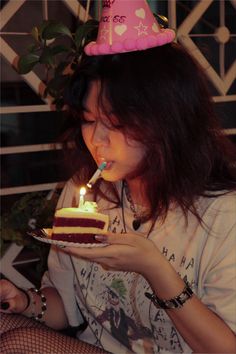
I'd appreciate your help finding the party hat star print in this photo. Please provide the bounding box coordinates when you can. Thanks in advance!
[84,0,175,56]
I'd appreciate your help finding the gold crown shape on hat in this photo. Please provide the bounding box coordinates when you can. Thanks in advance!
[84,0,175,56]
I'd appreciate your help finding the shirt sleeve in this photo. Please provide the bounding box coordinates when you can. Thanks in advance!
[198,194,236,333]
[56,179,79,209]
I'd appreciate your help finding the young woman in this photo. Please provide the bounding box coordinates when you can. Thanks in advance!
[1,43,236,354]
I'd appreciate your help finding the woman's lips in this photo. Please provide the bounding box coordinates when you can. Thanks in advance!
[104,161,113,170]
[100,161,112,170]
[97,158,113,170]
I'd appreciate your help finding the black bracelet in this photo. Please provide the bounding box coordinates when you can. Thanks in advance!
[145,280,193,309]
[20,288,31,312]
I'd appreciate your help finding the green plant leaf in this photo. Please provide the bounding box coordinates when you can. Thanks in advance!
[17,18,99,111]
[17,53,40,74]
[27,43,40,53]
[0,191,58,281]
[84,19,99,41]
[39,47,54,66]
[55,61,69,75]
[75,19,98,49]
[74,26,86,49]
[31,26,40,42]
[38,20,50,39]
[46,75,70,97]
[51,44,70,55]
[41,21,72,40]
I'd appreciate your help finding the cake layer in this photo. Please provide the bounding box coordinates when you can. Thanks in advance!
[54,208,107,220]
[52,226,107,235]
[52,233,100,243]
[52,207,109,243]
[54,217,106,228]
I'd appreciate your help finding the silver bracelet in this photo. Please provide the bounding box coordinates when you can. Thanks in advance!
[28,288,47,322]
[145,280,193,309]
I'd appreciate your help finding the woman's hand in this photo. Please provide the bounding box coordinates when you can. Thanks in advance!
[0,279,29,314]
[63,232,181,293]
[63,231,162,275]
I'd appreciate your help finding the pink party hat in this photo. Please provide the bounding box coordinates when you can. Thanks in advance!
[84,0,175,56]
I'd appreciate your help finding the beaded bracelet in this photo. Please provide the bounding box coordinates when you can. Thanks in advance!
[28,288,47,322]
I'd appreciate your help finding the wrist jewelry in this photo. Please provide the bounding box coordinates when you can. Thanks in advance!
[145,280,193,309]
[28,288,47,322]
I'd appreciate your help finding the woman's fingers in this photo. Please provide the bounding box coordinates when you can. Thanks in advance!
[0,279,29,313]
[61,231,160,274]
[63,232,154,265]
[97,231,146,246]
[63,244,112,259]
[63,232,137,258]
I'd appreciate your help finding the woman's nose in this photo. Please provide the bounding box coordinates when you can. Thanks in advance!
[91,121,109,147]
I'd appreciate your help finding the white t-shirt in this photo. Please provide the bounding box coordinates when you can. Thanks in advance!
[42,180,236,354]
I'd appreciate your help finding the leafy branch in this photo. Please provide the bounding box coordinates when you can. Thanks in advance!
[1,191,60,280]
[17,19,98,111]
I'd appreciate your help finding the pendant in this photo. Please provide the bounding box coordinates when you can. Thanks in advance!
[132,219,141,231]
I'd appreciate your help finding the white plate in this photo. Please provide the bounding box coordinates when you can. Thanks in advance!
[28,229,107,248]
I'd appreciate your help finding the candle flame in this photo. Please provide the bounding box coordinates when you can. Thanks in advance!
[80,187,86,196]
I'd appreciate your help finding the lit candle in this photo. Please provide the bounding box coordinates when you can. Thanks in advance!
[79,187,86,209]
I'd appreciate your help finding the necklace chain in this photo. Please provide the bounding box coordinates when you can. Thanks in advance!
[123,180,139,219]
[123,180,142,230]
[121,180,156,235]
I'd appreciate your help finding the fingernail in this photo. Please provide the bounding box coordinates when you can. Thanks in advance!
[95,235,107,242]
[1,302,9,310]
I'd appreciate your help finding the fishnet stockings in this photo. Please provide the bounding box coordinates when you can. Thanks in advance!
[0,312,44,335]
[0,313,108,354]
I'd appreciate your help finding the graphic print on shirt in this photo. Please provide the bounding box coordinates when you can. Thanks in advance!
[95,277,154,352]
[76,210,196,353]
[147,244,196,352]
[110,214,125,234]
[149,308,183,353]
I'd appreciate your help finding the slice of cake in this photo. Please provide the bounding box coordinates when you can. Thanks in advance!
[51,202,109,244]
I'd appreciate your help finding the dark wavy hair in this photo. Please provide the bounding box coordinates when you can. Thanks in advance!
[62,42,236,222]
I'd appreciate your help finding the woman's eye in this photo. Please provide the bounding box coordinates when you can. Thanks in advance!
[81,115,96,125]
[81,119,95,125]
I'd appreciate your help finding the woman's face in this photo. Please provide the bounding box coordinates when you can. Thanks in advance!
[81,81,146,182]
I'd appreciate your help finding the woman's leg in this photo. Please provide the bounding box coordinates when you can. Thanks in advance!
[0,312,45,334]
[0,326,107,354]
